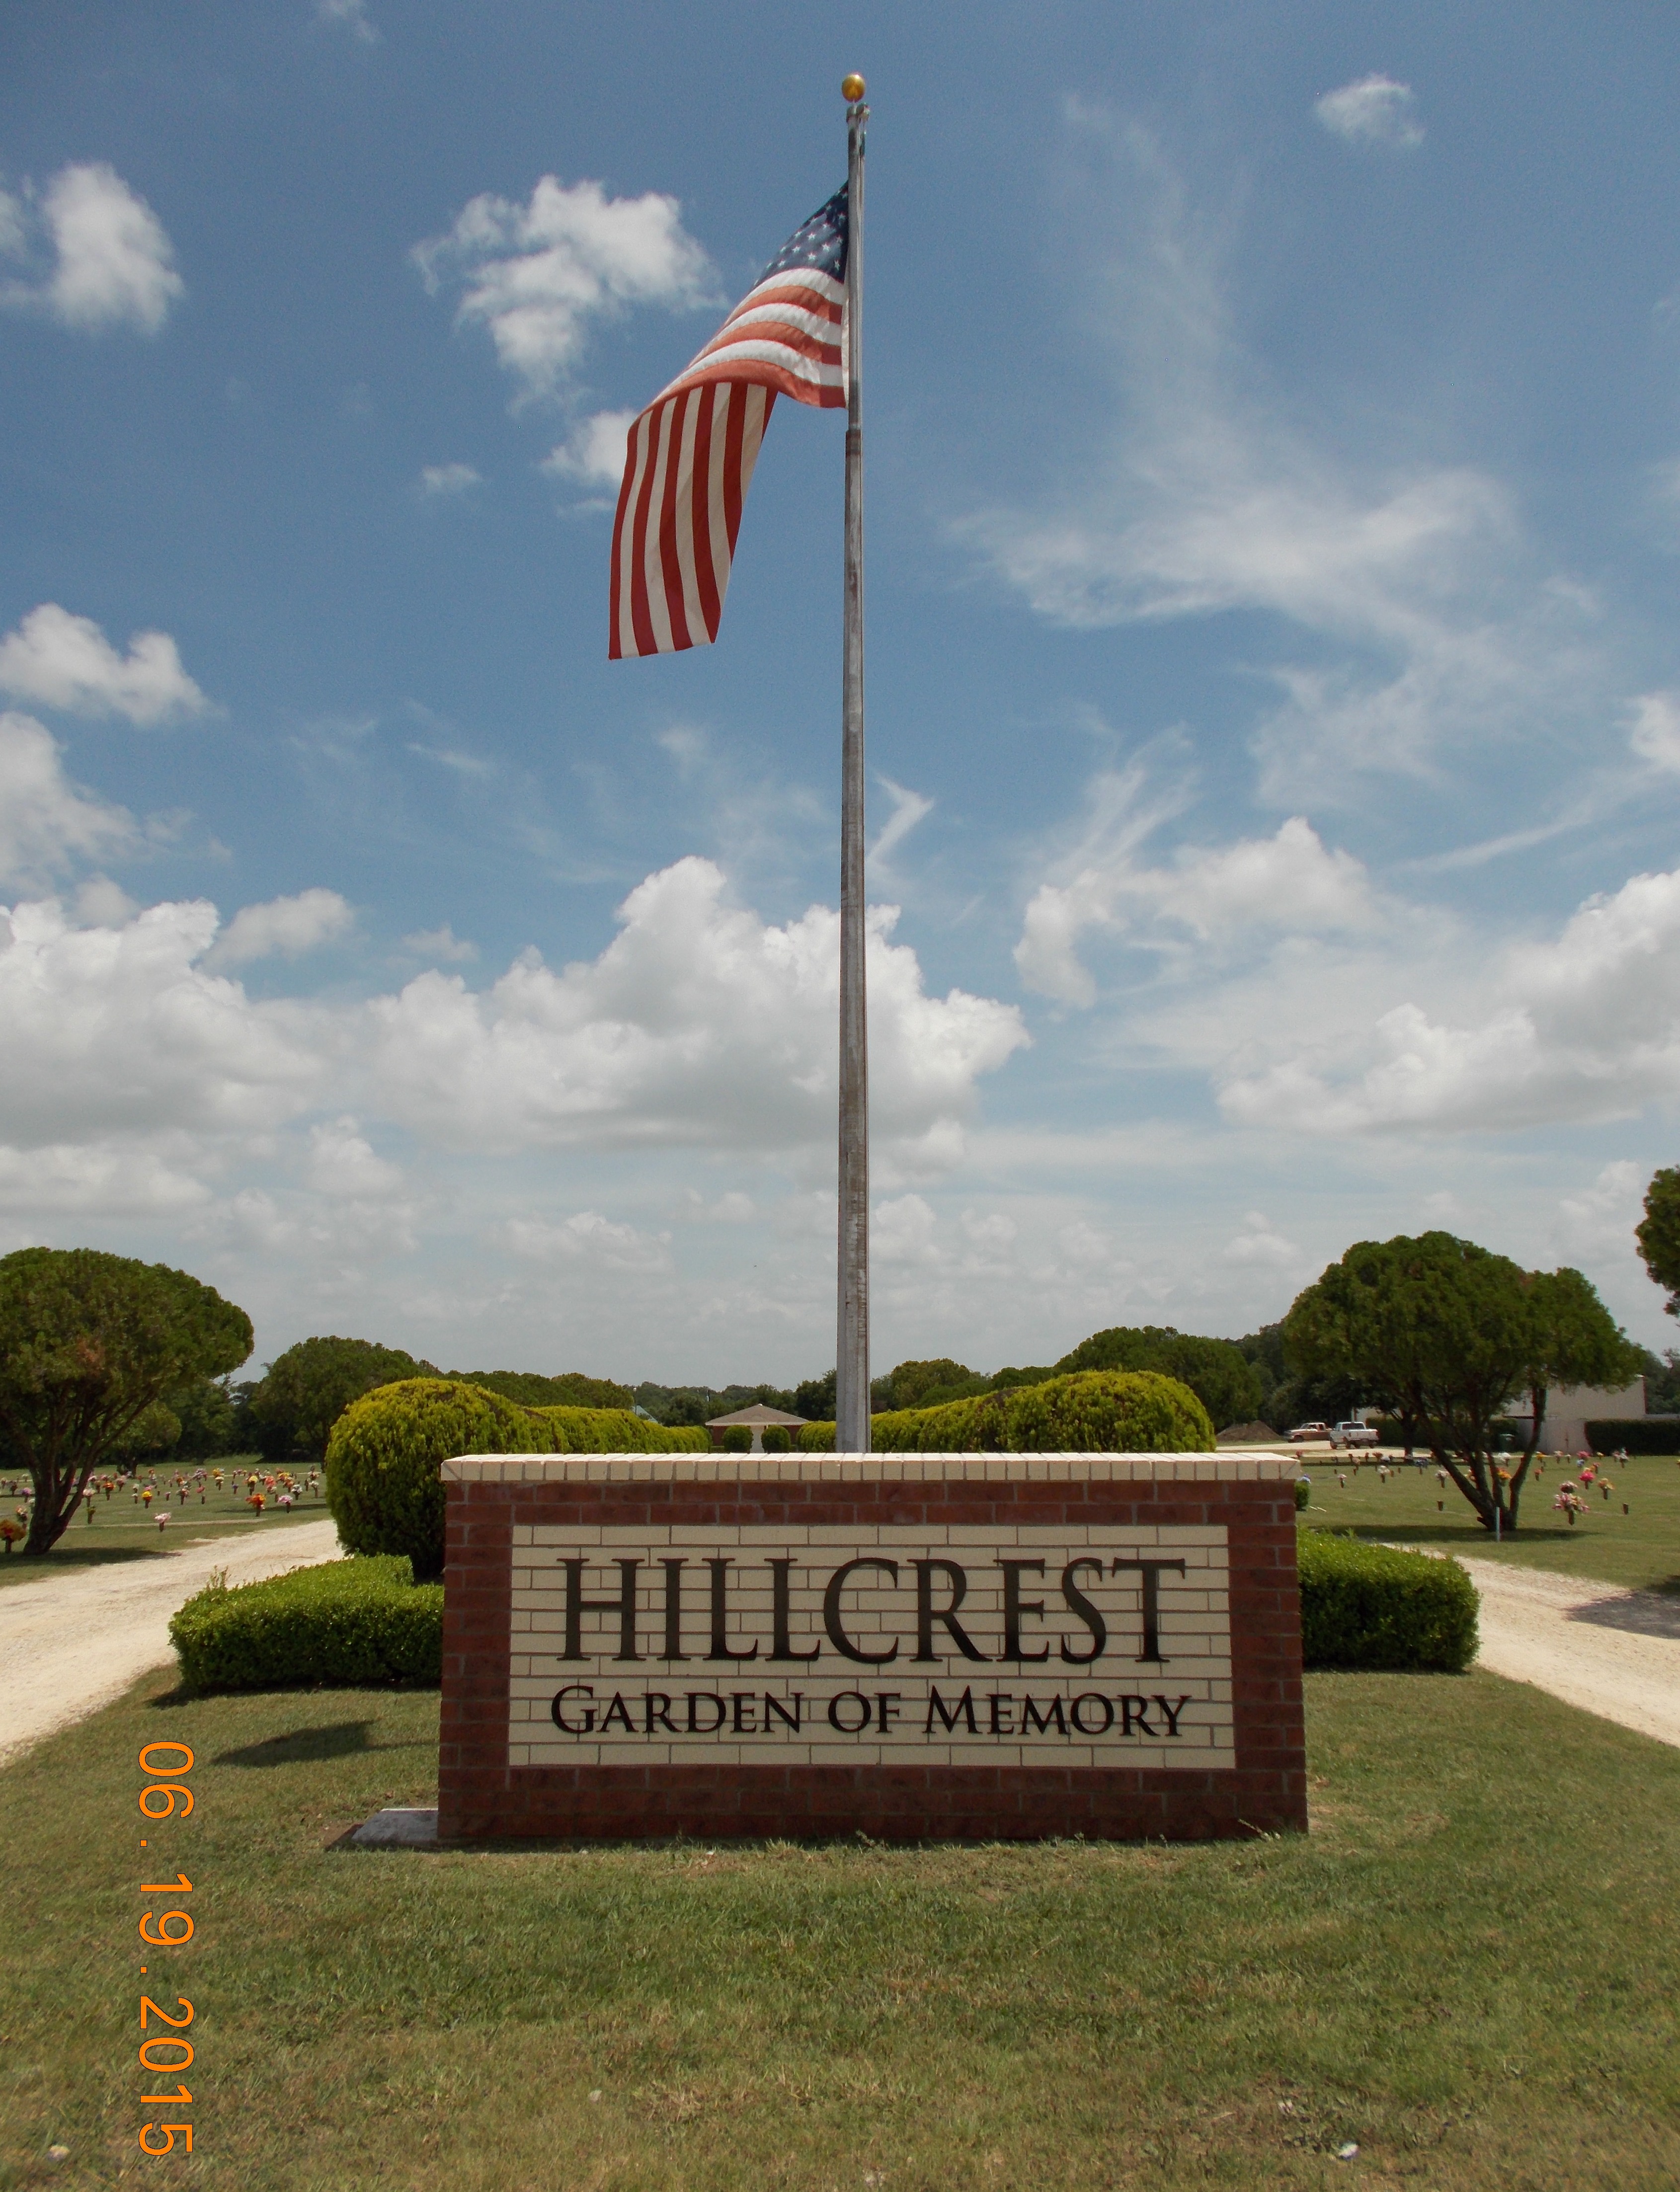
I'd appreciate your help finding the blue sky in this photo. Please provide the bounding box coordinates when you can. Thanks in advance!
[5,2,1680,1384]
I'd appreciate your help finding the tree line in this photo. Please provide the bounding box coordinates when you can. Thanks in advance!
[6,1166,1680,1555]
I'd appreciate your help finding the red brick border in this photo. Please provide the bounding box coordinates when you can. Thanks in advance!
[438,1457,1305,1843]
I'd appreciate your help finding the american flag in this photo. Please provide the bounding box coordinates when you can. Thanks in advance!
[609,185,848,660]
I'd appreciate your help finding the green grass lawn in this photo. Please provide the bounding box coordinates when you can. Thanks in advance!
[2,1669,1676,2190]
[1295,1449,1680,1592]
[0,1463,334,1591]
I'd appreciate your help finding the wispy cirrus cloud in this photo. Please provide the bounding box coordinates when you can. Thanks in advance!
[315,0,379,44]
[869,776,935,876]
[1629,689,1680,772]
[418,462,480,497]
[957,112,1604,806]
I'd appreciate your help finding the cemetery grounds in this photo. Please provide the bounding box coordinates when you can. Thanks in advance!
[0,1461,332,1590]
[0,1457,1675,2190]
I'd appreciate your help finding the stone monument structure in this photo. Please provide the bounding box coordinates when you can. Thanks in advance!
[437,1448,1306,1843]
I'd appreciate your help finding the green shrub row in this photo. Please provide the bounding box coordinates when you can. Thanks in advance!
[169,1555,442,1693]
[796,1370,1215,1454]
[1585,1418,1680,1455]
[324,1378,708,1578]
[170,1536,1475,1694]
[540,1405,709,1456]
[1297,1531,1478,1672]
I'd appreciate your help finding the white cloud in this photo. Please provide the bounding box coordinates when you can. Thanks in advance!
[205,889,355,968]
[875,1193,941,1266]
[303,1116,404,1199]
[1016,768,1381,1007]
[366,857,1029,1158]
[1629,690,1680,772]
[419,462,481,497]
[0,604,209,724]
[503,1210,672,1272]
[1219,864,1680,1134]
[0,897,329,1146]
[1314,76,1425,151]
[1553,1161,1645,1269]
[72,874,141,926]
[402,923,477,963]
[316,0,379,42]
[542,409,635,488]
[0,712,136,887]
[684,1188,757,1224]
[0,861,1023,1278]
[1223,1211,1301,1269]
[0,1141,209,1214]
[961,1208,1018,1254]
[0,164,184,333]
[414,177,717,400]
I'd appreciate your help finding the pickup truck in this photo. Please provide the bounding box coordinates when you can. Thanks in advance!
[1334,1420,1379,1447]
[1288,1421,1331,1443]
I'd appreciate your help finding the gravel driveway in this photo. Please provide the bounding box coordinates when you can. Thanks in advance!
[0,1519,342,1768]
[1449,1555,1680,1749]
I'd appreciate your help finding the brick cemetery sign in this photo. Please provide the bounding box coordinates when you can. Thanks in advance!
[438,1452,1306,1842]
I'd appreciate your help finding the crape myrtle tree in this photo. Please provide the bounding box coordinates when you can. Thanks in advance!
[1282,1232,1638,1534]
[1636,1166,1680,1318]
[0,1248,253,1555]
[1521,1267,1643,1464]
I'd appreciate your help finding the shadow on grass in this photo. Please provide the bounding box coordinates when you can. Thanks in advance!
[1333,1521,1608,1553]
[0,1544,158,1585]
[214,1720,432,1767]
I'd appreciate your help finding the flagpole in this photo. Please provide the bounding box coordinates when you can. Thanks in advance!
[836,73,871,1453]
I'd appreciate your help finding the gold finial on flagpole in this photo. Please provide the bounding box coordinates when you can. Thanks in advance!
[841,73,866,103]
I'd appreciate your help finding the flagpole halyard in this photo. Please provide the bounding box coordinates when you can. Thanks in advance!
[836,75,871,1454]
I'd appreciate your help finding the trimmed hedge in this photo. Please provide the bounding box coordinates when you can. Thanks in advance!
[1586,1418,1680,1455]
[536,1406,709,1456]
[796,1370,1214,1454]
[326,1379,552,1579]
[325,1378,709,1578]
[169,1556,442,1693]
[1297,1532,1478,1672]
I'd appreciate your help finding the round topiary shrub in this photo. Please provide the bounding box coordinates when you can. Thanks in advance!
[720,1425,753,1452]
[760,1425,792,1452]
[325,1378,555,1579]
[1002,1369,1214,1453]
